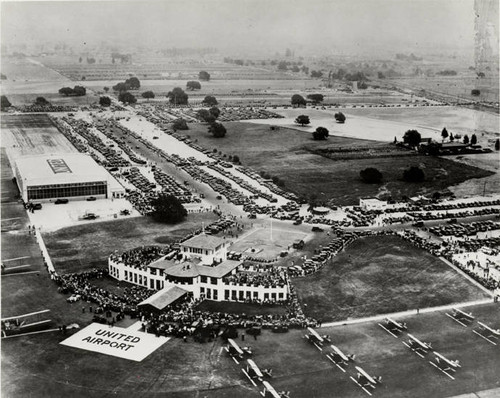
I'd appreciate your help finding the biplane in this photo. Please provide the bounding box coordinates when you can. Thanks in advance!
[446,308,474,327]
[429,351,461,380]
[225,338,252,363]
[326,344,355,372]
[304,327,330,350]
[473,321,500,345]
[350,366,382,396]
[378,317,408,338]
[242,359,272,386]
[403,333,432,358]
[1,310,52,337]
[261,381,289,398]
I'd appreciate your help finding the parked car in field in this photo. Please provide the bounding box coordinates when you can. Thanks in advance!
[66,294,81,303]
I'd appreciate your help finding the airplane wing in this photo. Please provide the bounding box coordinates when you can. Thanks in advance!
[262,381,281,398]
[331,345,349,361]
[247,359,263,377]
[355,366,376,384]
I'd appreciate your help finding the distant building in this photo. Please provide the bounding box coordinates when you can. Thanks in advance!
[359,198,387,211]
[14,153,125,202]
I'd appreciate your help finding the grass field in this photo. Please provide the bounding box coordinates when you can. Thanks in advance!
[183,121,493,205]
[293,235,489,322]
[44,213,218,274]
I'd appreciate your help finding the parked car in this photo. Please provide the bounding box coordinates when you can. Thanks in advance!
[66,294,81,303]
[55,198,69,204]
[86,196,96,201]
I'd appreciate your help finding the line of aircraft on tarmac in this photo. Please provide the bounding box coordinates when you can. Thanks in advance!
[222,308,499,397]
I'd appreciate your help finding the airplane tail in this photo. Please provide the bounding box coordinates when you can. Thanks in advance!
[348,354,356,361]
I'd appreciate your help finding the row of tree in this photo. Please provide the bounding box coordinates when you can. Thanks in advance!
[112,77,141,92]
[58,86,86,96]
[360,166,425,183]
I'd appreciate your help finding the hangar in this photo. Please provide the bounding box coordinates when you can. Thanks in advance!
[14,153,125,202]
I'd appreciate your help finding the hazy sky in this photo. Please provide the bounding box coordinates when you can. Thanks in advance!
[1,0,477,55]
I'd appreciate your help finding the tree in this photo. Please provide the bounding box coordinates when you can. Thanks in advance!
[360,168,383,183]
[403,166,425,182]
[118,92,137,104]
[307,94,324,103]
[232,155,240,163]
[1,95,12,110]
[73,86,86,96]
[209,106,220,119]
[99,96,111,107]
[295,115,310,126]
[199,71,210,81]
[471,134,477,145]
[312,127,329,140]
[291,65,300,73]
[311,70,323,78]
[441,127,449,141]
[125,77,140,89]
[208,122,227,138]
[291,94,307,107]
[277,61,288,71]
[378,71,386,79]
[449,133,454,142]
[172,118,188,131]
[150,194,187,224]
[334,112,346,123]
[141,91,155,100]
[197,109,216,123]
[113,82,130,92]
[59,87,74,96]
[463,134,469,145]
[403,130,421,148]
[186,81,201,90]
[35,97,50,106]
[495,139,499,151]
[103,87,109,93]
[79,57,82,63]
[167,87,189,105]
[202,95,218,106]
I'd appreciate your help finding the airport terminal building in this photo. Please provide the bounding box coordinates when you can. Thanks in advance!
[14,153,125,202]
[109,234,290,303]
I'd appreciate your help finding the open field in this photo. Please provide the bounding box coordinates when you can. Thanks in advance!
[386,74,500,103]
[1,114,78,158]
[4,92,100,107]
[229,226,309,259]
[183,122,493,205]
[293,235,490,322]
[44,212,218,274]
[343,106,500,141]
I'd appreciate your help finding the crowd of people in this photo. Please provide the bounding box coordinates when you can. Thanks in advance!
[223,265,288,288]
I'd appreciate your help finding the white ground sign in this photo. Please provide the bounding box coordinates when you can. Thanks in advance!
[60,323,169,361]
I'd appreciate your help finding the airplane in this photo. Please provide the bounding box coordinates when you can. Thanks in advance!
[242,359,272,386]
[350,366,381,396]
[260,381,289,398]
[304,327,330,350]
[446,308,474,327]
[473,321,500,345]
[404,333,432,357]
[226,338,252,363]
[429,351,461,379]
[378,317,407,337]
[326,345,355,371]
